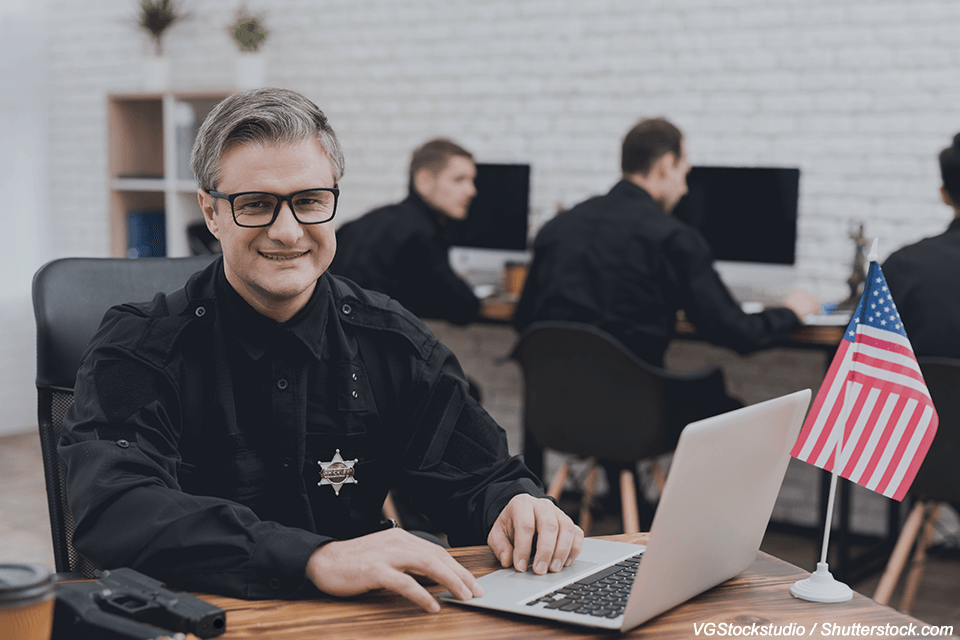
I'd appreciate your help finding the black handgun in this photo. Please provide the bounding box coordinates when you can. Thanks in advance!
[53,567,226,639]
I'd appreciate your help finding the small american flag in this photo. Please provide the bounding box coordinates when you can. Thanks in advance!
[790,261,939,501]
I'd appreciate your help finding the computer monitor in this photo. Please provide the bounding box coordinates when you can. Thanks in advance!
[449,163,530,251]
[672,166,800,266]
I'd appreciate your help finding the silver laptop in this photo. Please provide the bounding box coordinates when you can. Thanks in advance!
[440,389,811,631]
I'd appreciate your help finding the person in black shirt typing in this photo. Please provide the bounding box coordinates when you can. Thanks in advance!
[514,118,819,525]
[59,88,582,613]
[515,117,819,368]
[330,138,481,325]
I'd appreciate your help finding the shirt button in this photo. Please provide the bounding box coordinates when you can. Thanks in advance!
[282,457,292,468]
[341,303,352,315]
[269,578,280,590]
[352,373,358,381]
[277,379,289,390]
[351,390,358,398]
[117,439,129,448]
[195,306,206,318]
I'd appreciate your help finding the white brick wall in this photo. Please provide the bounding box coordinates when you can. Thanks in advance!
[32,0,960,288]
[4,0,960,532]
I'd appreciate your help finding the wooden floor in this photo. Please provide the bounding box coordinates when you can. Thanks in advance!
[2,430,957,631]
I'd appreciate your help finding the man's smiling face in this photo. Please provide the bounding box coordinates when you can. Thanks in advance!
[199,139,338,322]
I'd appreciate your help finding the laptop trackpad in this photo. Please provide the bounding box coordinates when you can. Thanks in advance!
[505,560,597,584]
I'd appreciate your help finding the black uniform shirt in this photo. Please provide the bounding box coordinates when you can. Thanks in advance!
[514,180,799,365]
[59,258,543,600]
[883,216,960,358]
[330,191,480,325]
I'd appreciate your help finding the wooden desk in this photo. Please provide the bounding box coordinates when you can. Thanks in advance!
[194,533,942,639]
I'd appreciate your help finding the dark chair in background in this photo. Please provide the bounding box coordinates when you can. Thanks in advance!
[873,357,960,612]
[508,321,733,535]
[32,255,217,577]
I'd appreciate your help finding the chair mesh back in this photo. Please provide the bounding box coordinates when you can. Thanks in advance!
[32,255,217,578]
[37,387,100,577]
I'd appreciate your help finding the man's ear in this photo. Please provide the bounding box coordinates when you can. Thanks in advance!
[199,190,222,239]
[653,152,677,179]
[940,186,955,209]
[413,167,435,198]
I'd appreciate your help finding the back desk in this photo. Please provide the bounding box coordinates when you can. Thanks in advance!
[194,533,943,639]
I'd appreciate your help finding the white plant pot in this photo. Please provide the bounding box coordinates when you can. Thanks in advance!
[234,53,266,90]
[141,55,170,92]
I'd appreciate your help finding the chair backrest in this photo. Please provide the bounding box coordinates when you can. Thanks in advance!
[32,255,218,576]
[508,321,723,463]
[910,357,960,503]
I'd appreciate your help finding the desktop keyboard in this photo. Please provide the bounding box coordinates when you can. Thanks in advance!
[524,552,643,619]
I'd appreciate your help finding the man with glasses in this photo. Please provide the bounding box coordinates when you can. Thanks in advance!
[329,138,481,325]
[59,88,581,613]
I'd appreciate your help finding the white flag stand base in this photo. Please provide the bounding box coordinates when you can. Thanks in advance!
[790,562,853,603]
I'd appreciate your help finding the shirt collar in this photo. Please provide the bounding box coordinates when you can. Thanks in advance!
[216,267,329,362]
[610,179,660,210]
[405,190,448,224]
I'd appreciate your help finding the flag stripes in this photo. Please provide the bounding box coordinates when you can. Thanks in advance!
[790,262,938,502]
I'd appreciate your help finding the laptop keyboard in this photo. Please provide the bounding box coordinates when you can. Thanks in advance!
[524,552,643,619]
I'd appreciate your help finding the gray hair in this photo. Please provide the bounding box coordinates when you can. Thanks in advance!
[190,87,345,192]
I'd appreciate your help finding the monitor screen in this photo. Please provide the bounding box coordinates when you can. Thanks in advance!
[448,163,530,251]
[672,166,799,266]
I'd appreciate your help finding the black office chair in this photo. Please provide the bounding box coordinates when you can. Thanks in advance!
[873,357,960,612]
[32,255,218,577]
[508,321,734,535]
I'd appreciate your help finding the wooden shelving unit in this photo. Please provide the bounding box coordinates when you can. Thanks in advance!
[108,91,234,257]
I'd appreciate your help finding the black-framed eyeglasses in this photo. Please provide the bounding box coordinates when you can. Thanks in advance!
[208,187,339,228]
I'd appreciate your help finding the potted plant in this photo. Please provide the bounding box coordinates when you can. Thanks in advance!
[136,0,187,90]
[229,6,269,89]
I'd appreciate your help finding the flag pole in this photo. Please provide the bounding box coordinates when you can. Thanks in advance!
[790,240,879,603]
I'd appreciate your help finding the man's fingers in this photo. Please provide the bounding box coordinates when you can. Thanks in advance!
[530,508,560,574]
[487,524,515,568]
[306,528,483,613]
[487,494,586,575]
[408,550,484,600]
[510,509,537,573]
[381,570,442,613]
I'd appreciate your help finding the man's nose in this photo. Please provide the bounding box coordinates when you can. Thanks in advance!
[268,201,304,243]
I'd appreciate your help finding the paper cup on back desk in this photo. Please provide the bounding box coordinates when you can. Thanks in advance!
[0,564,55,640]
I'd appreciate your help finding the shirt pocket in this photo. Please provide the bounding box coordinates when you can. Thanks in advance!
[338,361,374,412]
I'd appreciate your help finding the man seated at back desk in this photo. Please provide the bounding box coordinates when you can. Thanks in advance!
[330,138,481,326]
[514,117,819,521]
[58,88,582,613]
[883,131,960,360]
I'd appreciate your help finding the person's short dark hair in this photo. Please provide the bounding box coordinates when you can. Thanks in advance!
[939,133,960,205]
[621,118,683,176]
[409,138,473,185]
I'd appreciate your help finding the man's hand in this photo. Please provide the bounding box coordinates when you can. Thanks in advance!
[487,494,584,575]
[783,288,820,320]
[305,528,483,613]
